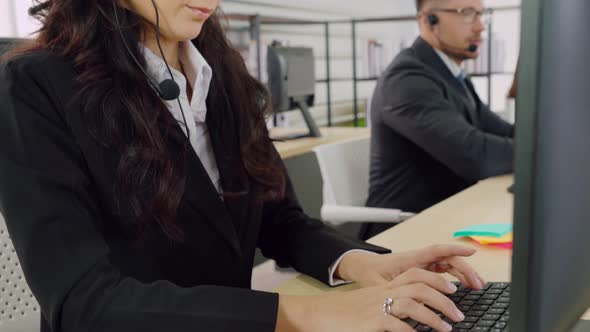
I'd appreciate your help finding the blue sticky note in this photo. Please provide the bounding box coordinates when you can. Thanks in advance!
[453,224,513,238]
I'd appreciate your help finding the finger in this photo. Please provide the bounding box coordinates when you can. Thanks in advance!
[417,245,477,265]
[445,267,470,287]
[394,283,465,322]
[391,298,453,332]
[390,268,458,295]
[380,311,416,332]
[445,257,484,289]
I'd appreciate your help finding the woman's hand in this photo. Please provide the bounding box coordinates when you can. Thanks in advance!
[336,244,485,289]
[277,268,466,332]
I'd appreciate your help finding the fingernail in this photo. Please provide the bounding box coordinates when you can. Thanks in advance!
[455,309,465,321]
[442,321,453,331]
[478,279,485,289]
[447,282,457,293]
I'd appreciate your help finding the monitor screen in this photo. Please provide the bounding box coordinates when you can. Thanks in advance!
[267,44,315,113]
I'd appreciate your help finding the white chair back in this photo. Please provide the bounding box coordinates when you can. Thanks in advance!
[0,212,40,331]
[313,137,371,207]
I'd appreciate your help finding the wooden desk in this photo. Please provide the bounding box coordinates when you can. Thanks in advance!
[271,127,370,159]
[275,175,590,321]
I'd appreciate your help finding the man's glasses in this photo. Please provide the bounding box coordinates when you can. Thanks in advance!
[431,7,493,25]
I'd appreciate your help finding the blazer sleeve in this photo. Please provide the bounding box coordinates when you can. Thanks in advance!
[257,153,391,285]
[379,72,514,183]
[0,59,278,332]
[479,104,515,138]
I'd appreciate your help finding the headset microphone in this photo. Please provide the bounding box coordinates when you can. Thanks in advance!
[113,0,191,138]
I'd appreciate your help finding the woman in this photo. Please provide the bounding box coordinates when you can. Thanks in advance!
[0,1,485,331]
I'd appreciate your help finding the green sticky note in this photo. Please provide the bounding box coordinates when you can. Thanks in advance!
[453,224,513,238]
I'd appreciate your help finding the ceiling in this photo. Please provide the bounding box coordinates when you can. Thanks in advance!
[221,0,521,20]
[221,0,417,19]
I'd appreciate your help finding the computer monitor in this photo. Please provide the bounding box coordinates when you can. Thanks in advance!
[511,0,590,331]
[267,42,320,138]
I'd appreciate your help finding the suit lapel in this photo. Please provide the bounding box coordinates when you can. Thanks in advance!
[206,107,250,250]
[183,139,242,257]
[463,77,481,127]
[412,38,480,125]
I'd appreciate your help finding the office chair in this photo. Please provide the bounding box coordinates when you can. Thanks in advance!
[0,212,40,332]
[313,137,414,225]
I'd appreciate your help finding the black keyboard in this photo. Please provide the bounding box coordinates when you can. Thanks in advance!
[405,282,511,332]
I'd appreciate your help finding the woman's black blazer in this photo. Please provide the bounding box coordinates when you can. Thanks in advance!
[0,51,388,332]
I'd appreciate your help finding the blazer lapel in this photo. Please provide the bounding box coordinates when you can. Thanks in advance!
[183,143,242,257]
[412,37,479,125]
[207,109,250,250]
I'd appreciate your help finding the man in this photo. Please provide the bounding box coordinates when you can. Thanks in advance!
[363,0,514,239]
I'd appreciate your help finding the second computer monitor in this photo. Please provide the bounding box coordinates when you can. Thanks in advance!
[511,0,590,330]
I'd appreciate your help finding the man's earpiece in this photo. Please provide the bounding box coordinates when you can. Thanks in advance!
[427,14,439,27]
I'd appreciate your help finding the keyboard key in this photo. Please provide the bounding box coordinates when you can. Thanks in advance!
[483,314,501,320]
[403,318,419,328]
[500,315,510,322]
[415,324,431,331]
[486,289,503,294]
[466,310,486,317]
[458,285,470,292]
[450,296,463,303]
[494,322,508,329]
[477,299,495,305]
[469,290,486,295]
[464,295,480,301]
[477,320,497,327]
[457,305,470,312]
[492,302,510,309]
[454,322,474,329]
[497,297,510,303]
[471,327,491,331]
[463,316,479,323]
[488,308,505,315]
[459,300,476,306]
[472,305,490,311]
[491,283,510,289]
[482,294,500,300]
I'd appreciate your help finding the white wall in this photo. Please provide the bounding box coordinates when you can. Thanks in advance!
[0,0,17,37]
[0,0,39,37]
[222,0,522,126]
[2,0,522,125]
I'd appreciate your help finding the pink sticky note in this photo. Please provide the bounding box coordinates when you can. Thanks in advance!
[488,242,513,249]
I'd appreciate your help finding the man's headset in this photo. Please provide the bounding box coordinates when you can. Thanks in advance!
[426,13,478,53]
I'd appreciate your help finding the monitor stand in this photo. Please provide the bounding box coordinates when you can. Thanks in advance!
[272,96,322,141]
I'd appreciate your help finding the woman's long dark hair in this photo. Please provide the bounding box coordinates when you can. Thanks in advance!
[18,0,286,241]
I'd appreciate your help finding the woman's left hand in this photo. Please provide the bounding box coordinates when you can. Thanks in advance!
[336,244,486,289]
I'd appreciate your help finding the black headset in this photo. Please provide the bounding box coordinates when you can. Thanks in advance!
[427,14,440,26]
[112,0,191,138]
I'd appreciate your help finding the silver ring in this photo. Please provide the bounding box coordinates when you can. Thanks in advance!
[382,297,394,316]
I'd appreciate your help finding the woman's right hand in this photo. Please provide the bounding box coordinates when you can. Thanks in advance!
[277,268,466,332]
